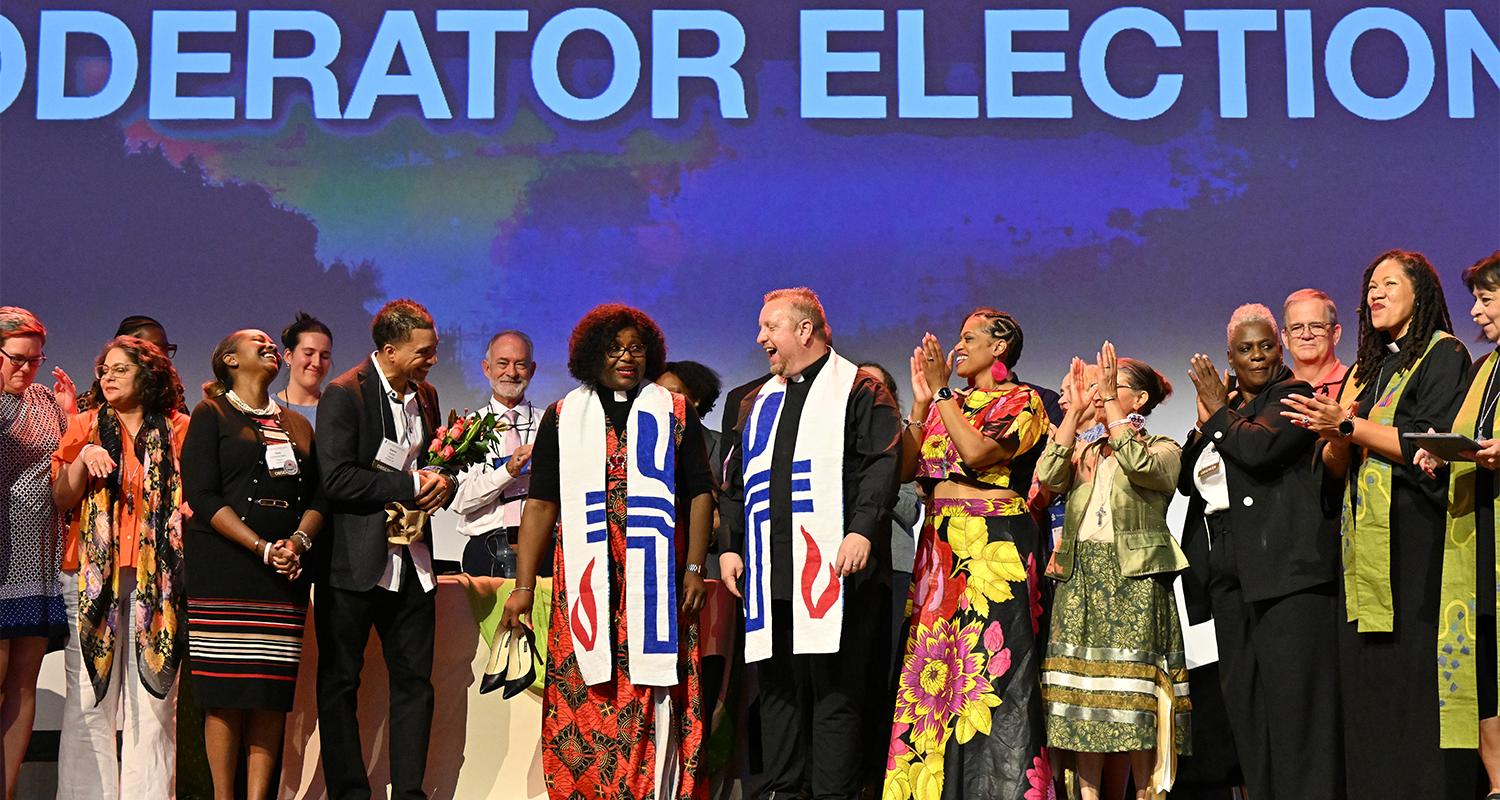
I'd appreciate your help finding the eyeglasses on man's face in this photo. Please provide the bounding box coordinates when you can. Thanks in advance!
[95,363,140,380]
[606,344,648,359]
[0,350,45,369]
[161,343,178,359]
[1284,322,1332,338]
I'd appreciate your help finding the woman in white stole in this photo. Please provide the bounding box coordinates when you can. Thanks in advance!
[501,304,715,800]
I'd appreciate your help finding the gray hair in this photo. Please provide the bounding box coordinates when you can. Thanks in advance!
[486,329,534,362]
[763,287,832,341]
[1283,288,1339,328]
[1228,303,1278,345]
[0,307,45,344]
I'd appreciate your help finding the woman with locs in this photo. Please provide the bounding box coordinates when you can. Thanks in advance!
[181,329,325,800]
[1282,249,1473,797]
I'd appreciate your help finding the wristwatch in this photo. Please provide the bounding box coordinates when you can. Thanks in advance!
[685,564,703,574]
[935,387,954,402]
[1338,417,1355,436]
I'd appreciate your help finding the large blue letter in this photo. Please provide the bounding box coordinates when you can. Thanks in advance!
[246,10,343,120]
[436,9,528,120]
[346,10,452,120]
[149,10,236,120]
[1079,7,1182,121]
[800,9,885,119]
[652,9,747,120]
[36,11,138,120]
[532,8,640,122]
[1324,7,1433,120]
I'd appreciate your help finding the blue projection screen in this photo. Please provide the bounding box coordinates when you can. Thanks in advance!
[1,1,1497,435]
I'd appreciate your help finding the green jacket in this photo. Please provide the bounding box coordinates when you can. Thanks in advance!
[1038,429,1189,580]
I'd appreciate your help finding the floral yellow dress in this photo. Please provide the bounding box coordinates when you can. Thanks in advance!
[885,385,1053,800]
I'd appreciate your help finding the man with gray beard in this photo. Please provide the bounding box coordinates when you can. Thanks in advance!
[453,330,542,576]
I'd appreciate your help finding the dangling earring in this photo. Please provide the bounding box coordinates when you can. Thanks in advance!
[991,360,1010,384]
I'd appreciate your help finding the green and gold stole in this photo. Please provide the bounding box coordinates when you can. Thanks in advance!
[1340,330,1453,633]
[1438,349,1499,747]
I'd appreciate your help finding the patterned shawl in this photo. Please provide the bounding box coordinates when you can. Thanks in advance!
[76,405,185,703]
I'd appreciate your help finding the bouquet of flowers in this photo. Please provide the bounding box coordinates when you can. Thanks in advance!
[424,408,509,473]
[385,409,510,546]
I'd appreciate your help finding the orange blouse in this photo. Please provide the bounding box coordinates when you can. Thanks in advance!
[50,409,192,571]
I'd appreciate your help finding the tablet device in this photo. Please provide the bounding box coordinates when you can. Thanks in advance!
[1402,432,1482,462]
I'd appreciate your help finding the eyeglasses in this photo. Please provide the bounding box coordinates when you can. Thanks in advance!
[606,344,648,359]
[95,363,140,380]
[1284,322,1332,337]
[161,343,178,359]
[0,350,45,369]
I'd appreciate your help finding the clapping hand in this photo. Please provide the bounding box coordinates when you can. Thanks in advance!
[1063,358,1094,427]
[1187,354,1229,425]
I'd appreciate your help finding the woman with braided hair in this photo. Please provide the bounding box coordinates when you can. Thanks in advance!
[51,336,190,799]
[884,308,1051,800]
[1282,249,1473,797]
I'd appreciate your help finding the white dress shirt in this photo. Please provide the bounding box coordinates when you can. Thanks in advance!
[1192,442,1231,515]
[371,353,436,593]
[452,396,538,536]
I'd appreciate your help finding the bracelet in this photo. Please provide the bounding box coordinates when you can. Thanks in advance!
[1106,419,1132,429]
[511,586,535,594]
[292,531,313,552]
[907,418,926,429]
[259,540,271,564]
[1101,395,1118,402]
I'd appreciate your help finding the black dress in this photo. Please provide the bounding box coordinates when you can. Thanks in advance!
[181,395,325,710]
[1338,332,1473,798]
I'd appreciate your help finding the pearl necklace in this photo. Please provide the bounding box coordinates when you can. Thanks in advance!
[226,390,278,417]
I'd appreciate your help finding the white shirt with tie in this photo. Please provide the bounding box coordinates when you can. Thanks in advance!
[452,396,538,537]
[370,353,436,594]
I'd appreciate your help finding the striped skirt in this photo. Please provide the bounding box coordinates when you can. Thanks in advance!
[187,597,308,710]
[1043,541,1190,766]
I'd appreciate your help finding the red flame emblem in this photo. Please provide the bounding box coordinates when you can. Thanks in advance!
[570,558,599,650]
[800,526,841,619]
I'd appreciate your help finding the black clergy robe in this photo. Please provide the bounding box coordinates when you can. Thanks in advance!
[720,350,902,800]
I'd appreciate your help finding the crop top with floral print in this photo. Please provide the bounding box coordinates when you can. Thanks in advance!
[916,384,1047,492]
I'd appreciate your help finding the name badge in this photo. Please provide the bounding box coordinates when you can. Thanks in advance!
[266,442,299,477]
[1197,461,1220,480]
[375,439,408,473]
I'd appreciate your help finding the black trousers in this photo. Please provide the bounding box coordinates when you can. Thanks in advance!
[1205,513,1342,800]
[756,594,888,800]
[315,556,436,800]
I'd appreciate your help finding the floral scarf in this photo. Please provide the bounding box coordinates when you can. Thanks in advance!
[77,405,184,703]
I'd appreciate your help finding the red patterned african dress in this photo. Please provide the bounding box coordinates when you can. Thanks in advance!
[543,393,706,800]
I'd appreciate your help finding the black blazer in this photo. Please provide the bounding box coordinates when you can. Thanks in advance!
[1178,369,1340,622]
[315,357,441,592]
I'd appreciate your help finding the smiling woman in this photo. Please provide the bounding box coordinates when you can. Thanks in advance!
[501,303,715,800]
[1177,304,1342,800]
[1283,249,1473,797]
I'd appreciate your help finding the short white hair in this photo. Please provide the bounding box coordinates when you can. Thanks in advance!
[1227,303,1277,345]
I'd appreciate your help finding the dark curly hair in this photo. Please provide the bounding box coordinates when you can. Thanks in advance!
[663,360,722,416]
[965,307,1025,367]
[88,335,185,416]
[568,304,667,388]
[1352,249,1453,383]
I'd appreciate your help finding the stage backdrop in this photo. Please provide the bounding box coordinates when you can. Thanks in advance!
[1,0,1497,441]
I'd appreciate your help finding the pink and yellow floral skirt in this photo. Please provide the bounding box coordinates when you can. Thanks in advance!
[884,497,1052,800]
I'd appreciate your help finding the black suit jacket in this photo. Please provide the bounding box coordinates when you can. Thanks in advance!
[1178,370,1340,622]
[315,358,441,592]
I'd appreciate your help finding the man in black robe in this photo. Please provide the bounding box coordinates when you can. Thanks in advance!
[719,287,902,800]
